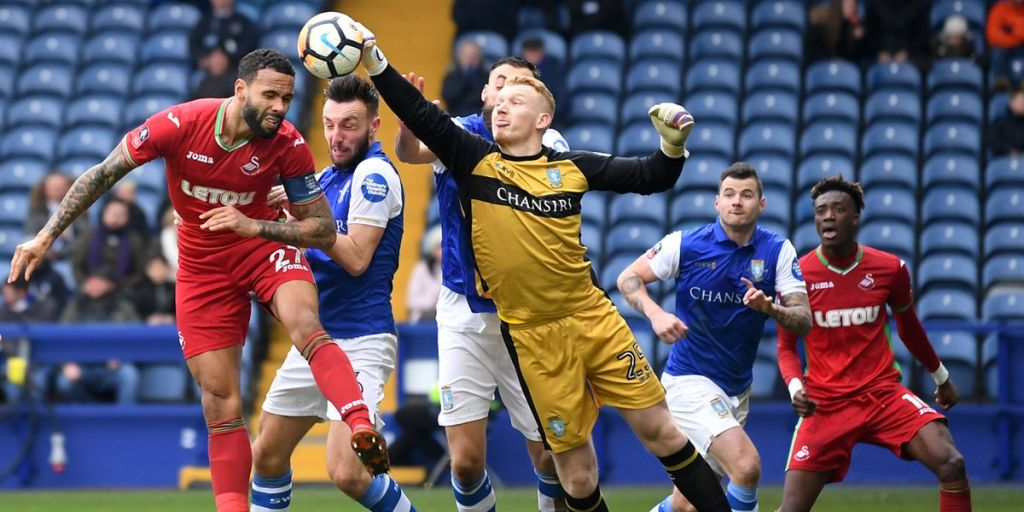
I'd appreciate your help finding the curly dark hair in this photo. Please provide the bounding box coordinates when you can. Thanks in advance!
[810,174,865,213]
[238,49,295,83]
[325,74,380,116]
[491,56,540,79]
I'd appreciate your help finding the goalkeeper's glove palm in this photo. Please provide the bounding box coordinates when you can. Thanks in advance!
[648,103,694,158]
[352,21,388,76]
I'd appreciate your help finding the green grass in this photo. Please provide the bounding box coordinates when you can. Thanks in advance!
[3,485,1022,511]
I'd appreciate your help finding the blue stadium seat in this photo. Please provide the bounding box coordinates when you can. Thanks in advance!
[864,91,921,125]
[917,289,977,321]
[0,34,21,67]
[800,121,857,160]
[571,31,625,63]
[920,222,979,259]
[752,338,781,397]
[455,31,509,66]
[25,32,82,66]
[758,219,788,240]
[859,154,917,192]
[91,3,146,32]
[860,187,916,226]
[609,194,667,227]
[34,3,88,34]
[983,255,1024,290]
[924,122,980,159]
[752,1,805,32]
[749,155,793,193]
[923,187,980,227]
[689,30,743,61]
[616,123,660,157]
[64,157,98,178]
[861,121,919,160]
[139,364,190,403]
[0,4,31,36]
[6,96,63,128]
[678,155,730,191]
[260,2,317,30]
[687,91,738,126]
[927,331,978,397]
[986,156,1024,189]
[761,189,791,227]
[630,29,685,62]
[562,123,614,153]
[989,93,1010,123]
[802,92,859,125]
[693,1,746,34]
[567,60,623,96]
[58,126,116,161]
[601,256,638,292]
[135,187,164,230]
[743,91,798,124]
[859,221,915,263]
[797,155,855,193]
[605,223,665,258]
[793,223,819,255]
[986,188,1024,227]
[569,92,618,126]
[82,32,139,66]
[805,60,861,96]
[982,290,1024,321]
[626,59,682,96]
[739,122,794,160]
[580,191,608,228]
[0,192,29,226]
[77,63,132,96]
[0,64,13,98]
[746,59,800,94]
[17,64,74,98]
[982,334,999,398]
[687,59,741,95]
[1,127,57,162]
[927,91,983,126]
[866,61,922,93]
[985,224,1024,259]
[930,0,986,32]
[131,160,167,196]
[922,155,980,192]
[620,91,676,128]
[133,63,191,97]
[689,122,736,160]
[918,253,978,293]
[66,95,124,128]
[0,159,46,193]
[512,29,567,64]
[633,1,687,32]
[123,95,178,130]
[928,59,982,93]
[580,223,603,261]
[140,31,191,63]
[0,225,22,258]
[671,190,718,229]
[748,29,802,63]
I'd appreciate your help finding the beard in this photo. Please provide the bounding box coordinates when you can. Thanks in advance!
[482,104,495,134]
[242,101,282,139]
[333,134,372,169]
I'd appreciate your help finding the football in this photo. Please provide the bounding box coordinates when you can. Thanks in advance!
[297,11,364,79]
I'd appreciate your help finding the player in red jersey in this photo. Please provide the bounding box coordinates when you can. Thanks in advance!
[776,175,971,512]
[9,49,388,511]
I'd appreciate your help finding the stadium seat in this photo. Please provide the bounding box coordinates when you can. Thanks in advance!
[0,193,29,226]
[123,95,178,130]
[609,194,667,227]
[141,31,191,63]
[983,255,1024,290]
[455,31,509,66]
[23,32,80,66]
[926,331,978,398]
[930,0,986,33]
[986,156,1024,189]
[761,189,791,227]
[136,187,164,230]
[261,1,317,30]
[982,334,999,398]
[633,1,688,33]
[616,123,660,157]
[63,157,98,178]
[33,3,88,34]
[861,121,919,160]
[920,222,979,259]
[620,91,677,128]
[629,29,685,62]
[570,31,625,63]
[864,91,921,125]
[17,64,74,98]
[743,91,798,125]
[917,289,977,321]
[91,3,147,32]
[65,95,124,128]
[678,155,730,191]
[749,155,793,193]
[752,1,805,32]
[802,92,860,125]
[58,126,116,161]
[793,223,820,255]
[671,190,718,230]
[738,122,794,160]
[922,155,980,192]
[1,127,57,162]
[567,60,623,96]
[601,255,638,292]
[562,123,614,153]
[748,29,802,63]
[626,59,682,96]
[76,63,132,96]
[925,122,980,159]
[131,160,167,196]
[805,60,861,96]
[797,155,855,193]
[0,34,20,67]
[926,91,982,126]
[0,4,30,36]
[858,221,915,263]
[985,224,1024,259]
[859,154,917,192]
[866,61,921,93]
[132,63,191,97]
[569,92,618,126]
[687,91,738,126]
[6,96,63,128]
[800,121,857,160]
[692,1,746,34]
[138,365,190,403]
[922,187,980,227]
[687,122,736,160]
[0,225,22,258]
[860,187,916,226]
[83,32,140,66]
[0,158,46,193]
[986,188,1024,227]
[745,59,800,95]
[918,253,978,293]
[580,223,603,262]
[0,64,13,98]
[751,356,781,399]
[982,290,1024,321]
[687,59,741,96]
[580,191,608,228]
[605,223,665,258]
[989,92,1009,123]
[928,59,982,93]
[512,29,567,64]
[689,29,743,61]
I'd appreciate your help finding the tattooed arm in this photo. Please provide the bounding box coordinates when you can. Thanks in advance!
[198,195,337,251]
[9,146,135,282]
[774,292,812,335]
[617,254,689,344]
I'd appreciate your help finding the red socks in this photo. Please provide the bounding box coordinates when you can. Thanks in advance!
[939,479,972,512]
[207,417,251,512]
[304,331,373,431]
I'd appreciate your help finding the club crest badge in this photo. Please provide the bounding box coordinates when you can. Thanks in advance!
[859,273,875,290]
[440,386,454,411]
[546,168,563,188]
[710,397,729,418]
[751,259,765,282]
[548,416,567,438]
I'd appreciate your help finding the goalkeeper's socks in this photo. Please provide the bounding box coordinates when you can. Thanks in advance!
[251,470,293,511]
[726,481,758,512]
[358,474,417,512]
[659,440,731,512]
[650,495,673,512]
[535,468,567,511]
[565,484,609,512]
[303,331,373,431]
[452,470,496,512]
[939,478,972,512]
[207,417,251,512]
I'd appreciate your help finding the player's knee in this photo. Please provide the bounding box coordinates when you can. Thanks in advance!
[529,446,556,474]
[560,469,599,499]
[730,454,761,487]
[450,456,485,487]
[329,462,371,498]
[198,384,242,419]
[251,440,289,478]
[935,450,966,482]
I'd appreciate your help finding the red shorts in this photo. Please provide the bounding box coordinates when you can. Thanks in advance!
[786,382,946,483]
[175,231,315,359]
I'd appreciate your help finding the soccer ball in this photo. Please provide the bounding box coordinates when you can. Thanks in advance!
[297,12,364,79]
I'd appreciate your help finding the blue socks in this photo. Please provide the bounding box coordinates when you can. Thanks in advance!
[251,470,293,511]
[452,470,496,512]
[535,469,565,511]
[358,474,416,512]
[726,481,758,512]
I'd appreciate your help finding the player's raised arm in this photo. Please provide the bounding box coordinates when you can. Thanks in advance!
[617,233,689,344]
[393,72,441,164]
[9,144,135,282]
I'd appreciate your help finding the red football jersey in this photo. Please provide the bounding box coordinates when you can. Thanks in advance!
[785,245,915,401]
[120,98,320,247]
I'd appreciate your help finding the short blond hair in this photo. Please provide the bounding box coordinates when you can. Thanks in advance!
[505,75,556,115]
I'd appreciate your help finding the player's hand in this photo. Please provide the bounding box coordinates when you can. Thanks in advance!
[650,309,688,344]
[791,389,817,417]
[648,103,694,158]
[740,277,774,313]
[8,233,54,283]
[266,185,288,207]
[199,206,260,238]
[352,21,387,76]
[172,209,183,227]
[935,378,960,410]
[397,72,441,130]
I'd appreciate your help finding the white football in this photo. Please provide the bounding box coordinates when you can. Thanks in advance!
[297,12,364,79]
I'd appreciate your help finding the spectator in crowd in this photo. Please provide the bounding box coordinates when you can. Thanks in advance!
[932,15,977,62]
[24,172,89,259]
[133,254,176,325]
[111,180,151,241]
[988,0,1024,89]
[189,0,258,98]
[61,270,140,324]
[863,0,931,66]
[452,0,520,40]
[0,275,61,323]
[24,258,71,314]
[442,40,488,117]
[193,46,237,99]
[805,0,866,64]
[521,36,567,126]
[406,224,443,322]
[159,207,179,279]
[70,198,148,288]
[565,0,623,36]
[991,88,1024,157]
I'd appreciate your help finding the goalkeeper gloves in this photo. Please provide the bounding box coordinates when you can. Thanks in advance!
[648,103,694,159]
[352,21,388,76]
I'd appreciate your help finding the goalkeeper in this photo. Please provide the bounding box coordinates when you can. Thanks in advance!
[355,22,730,512]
